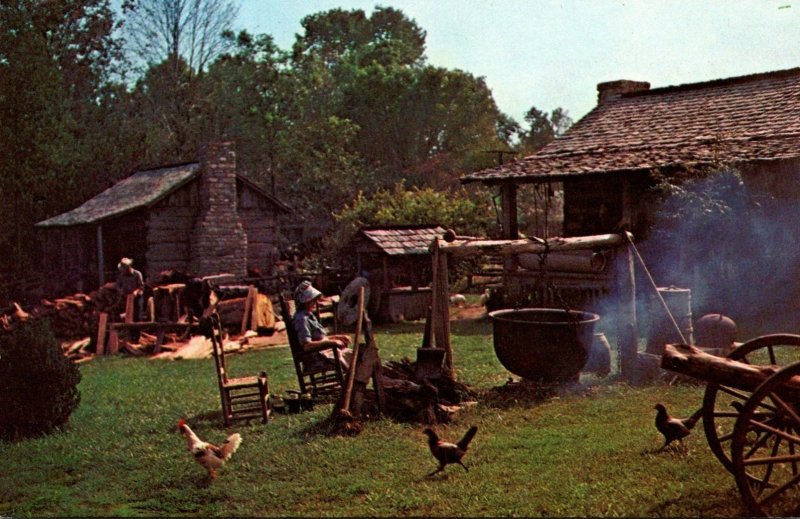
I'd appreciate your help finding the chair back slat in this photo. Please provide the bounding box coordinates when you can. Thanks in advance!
[279,293,311,394]
[208,313,228,385]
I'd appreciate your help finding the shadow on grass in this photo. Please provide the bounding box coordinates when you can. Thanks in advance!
[451,315,493,337]
[182,409,224,430]
[479,378,602,409]
[646,486,747,517]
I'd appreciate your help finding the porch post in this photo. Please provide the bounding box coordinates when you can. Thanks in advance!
[500,183,519,278]
[96,224,104,287]
[500,183,519,239]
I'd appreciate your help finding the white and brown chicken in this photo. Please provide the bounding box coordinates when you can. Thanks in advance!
[177,418,241,479]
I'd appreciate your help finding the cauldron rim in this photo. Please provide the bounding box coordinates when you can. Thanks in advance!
[488,307,600,326]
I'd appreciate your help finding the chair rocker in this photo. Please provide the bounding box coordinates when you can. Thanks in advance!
[278,294,345,399]
[206,312,271,426]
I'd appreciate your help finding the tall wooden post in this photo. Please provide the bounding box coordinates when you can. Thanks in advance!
[96,224,104,287]
[620,177,633,231]
[615,233,638,381]
[500,183,519,239]
[430,240,453,378]
[501,183,519,278]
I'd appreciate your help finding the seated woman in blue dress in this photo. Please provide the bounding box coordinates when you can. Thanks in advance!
[292,280,353,371]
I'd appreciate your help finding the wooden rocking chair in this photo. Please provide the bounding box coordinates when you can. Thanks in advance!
[278,294,345,399]
[206,312,271,426]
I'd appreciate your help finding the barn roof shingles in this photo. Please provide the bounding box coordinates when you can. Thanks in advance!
[359,226,445,256]
[462,67,800,184]
[36,162,289,227]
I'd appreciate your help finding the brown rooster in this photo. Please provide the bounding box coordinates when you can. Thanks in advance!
[654,403,703,452]
[423,425,478,476]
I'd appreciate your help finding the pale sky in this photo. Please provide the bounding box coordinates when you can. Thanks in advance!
[238,0,800,123]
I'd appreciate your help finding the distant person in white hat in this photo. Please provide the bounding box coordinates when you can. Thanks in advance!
[116,257,144,323]
[292,280,353,372]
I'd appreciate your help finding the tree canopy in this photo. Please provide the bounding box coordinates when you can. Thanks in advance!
[2,2,573,281]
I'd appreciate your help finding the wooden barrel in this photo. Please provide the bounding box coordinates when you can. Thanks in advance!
[645,286,694,355]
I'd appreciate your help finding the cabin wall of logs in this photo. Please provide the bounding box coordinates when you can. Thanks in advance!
[143,179,281,280]
[237,184,280,274]
[146,179,200,277]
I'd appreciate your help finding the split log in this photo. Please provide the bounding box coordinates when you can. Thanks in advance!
[96,312,108,355]
[216,297,247,328]
[240,286,255,334]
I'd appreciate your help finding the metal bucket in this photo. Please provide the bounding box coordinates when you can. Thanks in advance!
[488,308,600,382]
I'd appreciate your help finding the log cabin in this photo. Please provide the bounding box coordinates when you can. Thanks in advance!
[35,142,290,292]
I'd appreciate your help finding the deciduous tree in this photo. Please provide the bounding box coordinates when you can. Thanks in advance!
[0,0,123,273]
[123,0,238,75]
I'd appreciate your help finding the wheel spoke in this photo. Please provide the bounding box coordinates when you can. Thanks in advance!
[755,399,779,414]
[718,385,755,401]
[770,393,800,429]
[744,429,777,460]
[718,431,734,443]
[762,432,782,489]
[758,471,800,509]
[747,419,800,445]
[743,453,800,466]
[767,346,777,365]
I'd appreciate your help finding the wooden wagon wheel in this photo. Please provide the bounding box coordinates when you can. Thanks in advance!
[703,334,800,473]
[731,361,800,517]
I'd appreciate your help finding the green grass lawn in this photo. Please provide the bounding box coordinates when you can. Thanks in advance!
[0,316,752,517]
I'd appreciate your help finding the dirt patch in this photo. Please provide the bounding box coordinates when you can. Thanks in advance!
[241,331,290,350]
[449,304,487,321]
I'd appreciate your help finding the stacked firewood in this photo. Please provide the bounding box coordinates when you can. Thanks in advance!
[37,284,122,340]
[1,283,123,342]
[38,295,96,339]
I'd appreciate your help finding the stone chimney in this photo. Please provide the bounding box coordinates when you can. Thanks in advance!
[597,80,651,104]
[189,142,248,278]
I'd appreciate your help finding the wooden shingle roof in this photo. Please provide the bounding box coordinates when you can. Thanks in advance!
[463,67,800,185]
[36,162,289,227]
[36,163,200,226]
[356,225,445,256]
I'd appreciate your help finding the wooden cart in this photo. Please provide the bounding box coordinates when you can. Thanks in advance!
[662,335,800,516]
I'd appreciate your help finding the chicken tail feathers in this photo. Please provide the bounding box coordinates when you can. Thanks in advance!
[220,433,242,461]
[683,407,704,430]
[457,426,478,451]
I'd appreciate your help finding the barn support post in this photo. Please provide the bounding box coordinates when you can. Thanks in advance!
[96,224,105,287]
[501,183,519,277]
[620,177,633,230]
[615,233,638,381]
[500,183,519,239]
